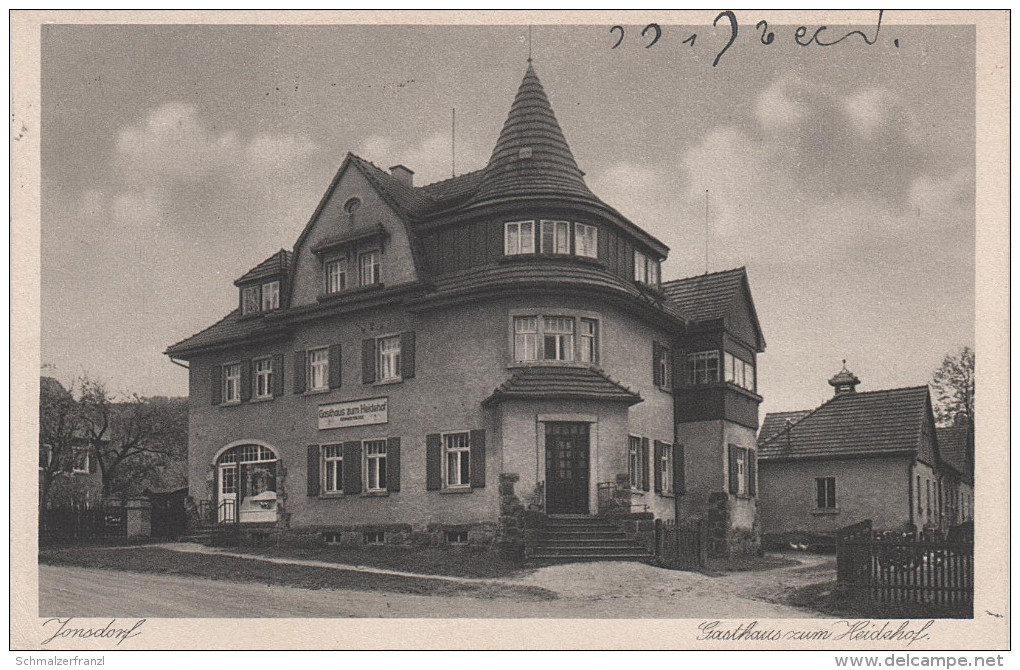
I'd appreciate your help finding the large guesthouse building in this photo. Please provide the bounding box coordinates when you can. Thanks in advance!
[166,62,767,556]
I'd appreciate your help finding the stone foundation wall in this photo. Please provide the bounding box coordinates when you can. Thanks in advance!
[706,491,762,557]
[268,521,498,550]
[613,512,657,553]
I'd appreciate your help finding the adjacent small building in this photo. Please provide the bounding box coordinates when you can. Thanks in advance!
[165,61,767,555]
[757,364,957,543]
[936,416,975,527]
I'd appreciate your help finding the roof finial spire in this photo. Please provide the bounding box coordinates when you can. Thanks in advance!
[528,25,533,62]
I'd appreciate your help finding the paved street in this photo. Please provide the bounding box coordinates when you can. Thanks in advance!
[40,554,832,618]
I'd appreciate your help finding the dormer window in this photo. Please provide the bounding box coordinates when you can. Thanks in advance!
[241,286,260,315]
[344,197,361,215]
[325,259,348,294]
[634,250,660,287]
[262,281,280,311]
[359,251,380,286]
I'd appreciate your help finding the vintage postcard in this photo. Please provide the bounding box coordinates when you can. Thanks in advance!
[10,10,1009,653]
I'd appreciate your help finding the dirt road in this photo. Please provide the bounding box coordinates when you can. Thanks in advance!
[40,556,829,618]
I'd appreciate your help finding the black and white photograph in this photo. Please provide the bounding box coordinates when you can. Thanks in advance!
[12,9,1009,654]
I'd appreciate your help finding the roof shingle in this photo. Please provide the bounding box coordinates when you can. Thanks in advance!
[661,267,746,324]
[937,426,972,481]
[482,365,642,406]
[235,249,292,286]
[757,410,813,448]
[758,386,931,461]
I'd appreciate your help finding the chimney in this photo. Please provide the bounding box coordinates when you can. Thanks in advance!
[389,165,414,187]
[828,360,861,397]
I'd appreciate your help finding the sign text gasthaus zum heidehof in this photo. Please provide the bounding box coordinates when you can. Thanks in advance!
[318,397,388,430]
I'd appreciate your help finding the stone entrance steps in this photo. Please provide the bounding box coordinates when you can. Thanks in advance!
[529,517,652,562]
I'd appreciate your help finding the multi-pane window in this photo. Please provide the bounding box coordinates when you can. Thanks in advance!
[579,318,598,363]
[222,363,241,403]
[575,223,598,258]
[513,317,539,361]
[628,436,643,489]
[308,348,329,391]
[364,440,387,492]
[323,444,343,493]
[688,351,721,385]
[543,317,575,361]
[359,251,380,286]
[735,449,747,495]
[254,358,273,399]
[242,286,260,315]
[377,336,402,381]
[326,259,347,294]
[633,250,660,286]
[656,345,672,388]
[261,281,280,311]
[444,432,471,488]
[660,444,673,494]
[540,220,570,254]
[724,352,756,392]
[220,466,237,495]
[504,221,535,255]
[816,477,837,509]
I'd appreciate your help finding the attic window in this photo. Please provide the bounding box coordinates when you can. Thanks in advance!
[344,198,362,215]
[518,147,533,159]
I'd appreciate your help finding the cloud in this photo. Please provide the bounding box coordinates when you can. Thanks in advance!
[755,78,807,130]
[843,87,892,136]
[356,131,488,186]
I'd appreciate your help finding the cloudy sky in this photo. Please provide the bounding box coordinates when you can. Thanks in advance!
[41,20,974,416]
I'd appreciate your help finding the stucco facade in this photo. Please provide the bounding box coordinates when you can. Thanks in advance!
[168,62,767,555]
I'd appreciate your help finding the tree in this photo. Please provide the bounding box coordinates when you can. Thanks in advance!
[931,346,975,427]
[38,376,83,507]
[77,378,188,498]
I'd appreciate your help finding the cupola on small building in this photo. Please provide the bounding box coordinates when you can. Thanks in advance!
[166,61,768,558]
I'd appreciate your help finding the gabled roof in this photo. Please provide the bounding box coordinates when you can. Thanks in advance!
[758,386,932,462]
[937,426,973,482]
[661,267,746,323]
[757,410,813,448]
[482,365,643,406]
[661,267,765,349]
[234,249,292,286]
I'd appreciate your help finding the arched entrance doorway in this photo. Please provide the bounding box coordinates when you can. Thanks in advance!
[214,443,279,523]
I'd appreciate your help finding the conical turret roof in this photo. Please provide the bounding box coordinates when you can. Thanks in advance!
[469,62,596,205]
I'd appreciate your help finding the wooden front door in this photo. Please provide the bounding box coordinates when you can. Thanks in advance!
[545,422,591,515]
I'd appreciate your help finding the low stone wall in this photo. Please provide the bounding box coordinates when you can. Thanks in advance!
[251,521,497,550]
[612,513,657,553]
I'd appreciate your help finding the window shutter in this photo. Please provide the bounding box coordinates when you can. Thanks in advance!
[387,437,401,492]
[653,441,663,493]
[211,364,222,405]
[328,344,342,389]
[272,354,285,397]
[652,342,662,386]
[641,437,650,492]
[240,359,252,402]
[362,338,376,384]
[671,348,684,390]
[343,441,362,494]
[426,433,442,490]
[306,445,320,497]
[293,351,306,394]
[470,429,486,488]
[673,443,685,496]
[400,331,416,379]
[748,450,757,496]
[728,444,739,494]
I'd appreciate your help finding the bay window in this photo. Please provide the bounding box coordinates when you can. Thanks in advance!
[579,318,598,363]
[688,351,720,385]
[542,317,575,361]
[540,220,570,254]
[634,249,660,286]
[724,352,756,392]
[513,316,539,361]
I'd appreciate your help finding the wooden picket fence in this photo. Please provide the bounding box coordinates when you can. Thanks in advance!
[655,518,706,570]
[836,520,973,608]
[39,501,126,544]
